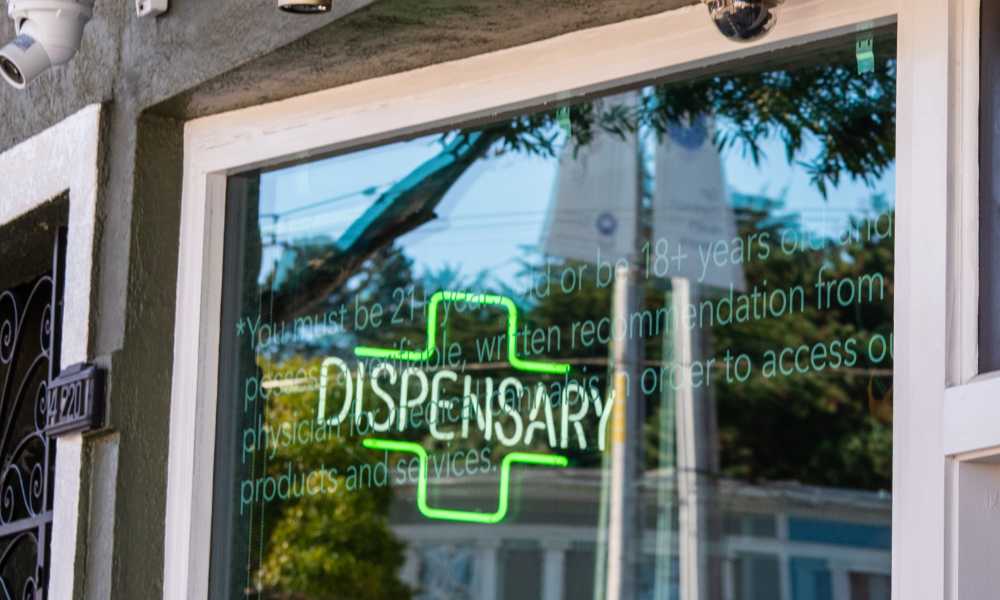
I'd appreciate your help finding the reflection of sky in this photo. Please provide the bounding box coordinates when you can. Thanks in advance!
[258,111,894,290]
[724,131,896,240]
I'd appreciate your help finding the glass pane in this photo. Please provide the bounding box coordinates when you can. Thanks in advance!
[211,29,896,600]
[849,572,891,600]
[733,553,780,600]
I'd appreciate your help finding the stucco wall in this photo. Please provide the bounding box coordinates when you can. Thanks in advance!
[0,1,695,597]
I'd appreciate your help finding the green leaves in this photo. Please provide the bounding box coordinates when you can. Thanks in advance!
[481,55,895,199]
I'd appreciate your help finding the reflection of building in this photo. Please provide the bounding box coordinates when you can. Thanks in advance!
[393,469,890,600]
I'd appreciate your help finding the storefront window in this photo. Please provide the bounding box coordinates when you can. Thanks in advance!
[212,29,896,600]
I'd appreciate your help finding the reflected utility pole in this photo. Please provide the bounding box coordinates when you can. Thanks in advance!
[604,93,647,600]
[605,263,644,600]
[671,278,722,600]
[653,111,727,600]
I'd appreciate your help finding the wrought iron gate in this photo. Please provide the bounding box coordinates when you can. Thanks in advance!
[0,230,64,599]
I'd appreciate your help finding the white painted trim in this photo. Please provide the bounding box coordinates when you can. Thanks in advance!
[944,373,1000,457]
[0,104,103,600]
[162,169,226,600]
[168,2,938,600]
[892,0,951,600]
[946,0,982,386]
[891,0,986,597]
[931,0,1000,597]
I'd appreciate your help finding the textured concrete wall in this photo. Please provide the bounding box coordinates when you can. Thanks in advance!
[0,1,694,597]
[0,0,693,147]
[153,0,696,119]
[0,0,377,149]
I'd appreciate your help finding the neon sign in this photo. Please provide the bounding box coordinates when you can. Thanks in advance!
[363,438,568,524]
[355,290,571,376]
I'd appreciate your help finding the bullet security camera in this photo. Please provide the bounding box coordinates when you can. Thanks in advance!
[0,0,94,89]
[278,0,332,14]
[702,0,783,43]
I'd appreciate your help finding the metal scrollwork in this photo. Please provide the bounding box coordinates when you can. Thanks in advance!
[0,274,57,600]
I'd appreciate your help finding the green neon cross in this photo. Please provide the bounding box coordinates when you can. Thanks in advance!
[354,290,571,375]
[363,438,568,524]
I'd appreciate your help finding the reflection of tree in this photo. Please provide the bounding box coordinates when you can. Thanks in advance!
[491,203,894,491]
[257,356,413,600]
[645,62,895,197]
[710,204,893,491]
[269,53,896,326]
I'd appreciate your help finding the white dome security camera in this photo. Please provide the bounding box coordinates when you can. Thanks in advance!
[0,0,94,89]
[702,0,783,43]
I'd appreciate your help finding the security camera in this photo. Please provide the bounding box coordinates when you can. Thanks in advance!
[702,0,783,43]
[278,0,332,14]
[0,0,94,89]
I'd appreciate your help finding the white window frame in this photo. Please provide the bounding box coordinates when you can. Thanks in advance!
[165,0,980,598]
[940,0,1000,594]
[0,104,106,600]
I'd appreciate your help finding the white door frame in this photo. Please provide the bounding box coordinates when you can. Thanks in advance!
[0,104,105,600]
[165,0,980,598]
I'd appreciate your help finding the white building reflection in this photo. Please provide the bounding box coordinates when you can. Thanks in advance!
[390,469,891,600]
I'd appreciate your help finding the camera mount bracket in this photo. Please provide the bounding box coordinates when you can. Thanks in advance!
[136,0,166,17]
